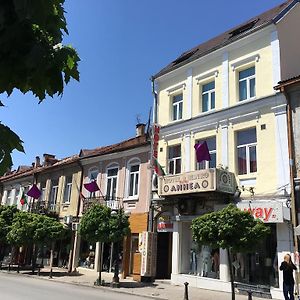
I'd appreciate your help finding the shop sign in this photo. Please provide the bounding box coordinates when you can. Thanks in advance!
[152,124,160,160]
[139,231,157,277]
[216,169,235,194]
[237,201,285,223]
[157,214,173,232]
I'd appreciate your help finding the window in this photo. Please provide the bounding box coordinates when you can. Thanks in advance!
[88,168,99,198]
[237,128,257,175]
[239,66,255,101]
[168,145,181,174]
[63,175,72,203]
[106,167,118,200]
[196,137,216,170]
[14,187,20,205]
[172,93,183,121]
[128,162,140,198]
[202,81,215,112]
[49,179,59,211]
[6,190,12,205]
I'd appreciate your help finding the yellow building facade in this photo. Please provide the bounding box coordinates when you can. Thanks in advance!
[152,1,300,298]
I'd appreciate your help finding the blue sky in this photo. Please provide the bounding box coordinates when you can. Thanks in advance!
[1,0,284,168]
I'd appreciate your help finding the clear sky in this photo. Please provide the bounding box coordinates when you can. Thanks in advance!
[1,0,285,168]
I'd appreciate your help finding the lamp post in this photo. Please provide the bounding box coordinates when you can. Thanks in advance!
[111,210,120,288]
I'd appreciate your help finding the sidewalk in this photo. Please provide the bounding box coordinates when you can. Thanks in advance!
[0,266,272,300]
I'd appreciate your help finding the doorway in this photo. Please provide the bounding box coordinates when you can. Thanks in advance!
[156,232,172,279]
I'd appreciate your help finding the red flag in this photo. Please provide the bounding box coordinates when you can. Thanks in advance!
[194,141,211,163]
[84,181,100,193]
[20,191,27,206]
[27,184,41,199]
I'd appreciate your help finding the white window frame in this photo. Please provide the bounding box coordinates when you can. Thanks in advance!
[201,81,215,112]
[63,175,73,204]
[238,66,256,101]
[171,93,183,121]
[168,145,181,175]
[88,167,99,198]
[106,164,119,200]
[49,180,59,211]
[6,189,13,205]
[195,137,216,170]
[237,129,257,175]
[126,158,141,199]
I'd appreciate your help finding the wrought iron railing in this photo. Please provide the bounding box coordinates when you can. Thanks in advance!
[82,195,123,214]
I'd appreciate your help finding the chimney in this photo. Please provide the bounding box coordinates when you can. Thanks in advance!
[43,153,56,166]
[136,123,145,137]
[35,156,41,168]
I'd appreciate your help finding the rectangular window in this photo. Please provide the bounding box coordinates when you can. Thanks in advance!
[237,128,257,175]
[239,66,255,101]
[14,188,20,205]
[202,81,215,112]
[106,168,118,200]
[49,179,59,211]
[6,190,12,205]
[172,93,183,121]
[128,164,139,197]
[168,145,181,175]
[196,137,216,170]
[63,175,72,203]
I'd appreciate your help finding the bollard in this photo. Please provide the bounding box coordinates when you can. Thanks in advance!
[38,267,41,276]
[17,264,20,273]
[49,267,53,279]
[183,282,189,300]
[247,291,253,300]
[8,263,11,272]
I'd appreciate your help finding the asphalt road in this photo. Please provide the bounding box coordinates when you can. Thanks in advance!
[0,273,148,300]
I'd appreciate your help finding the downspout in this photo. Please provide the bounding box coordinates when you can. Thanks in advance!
[282,87,299,282]
[148,76,158,232]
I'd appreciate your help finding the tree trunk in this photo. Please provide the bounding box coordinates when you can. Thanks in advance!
[49,242,54,278]
[31,244,37,274]
[227,248,235,300]
[96,242,103,285]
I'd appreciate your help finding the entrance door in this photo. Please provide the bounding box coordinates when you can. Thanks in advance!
[156,232,172,279]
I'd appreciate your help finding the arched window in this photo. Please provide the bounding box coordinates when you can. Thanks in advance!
[127,158,141,198]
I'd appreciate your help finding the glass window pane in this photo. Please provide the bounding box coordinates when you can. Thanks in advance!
[169,145,181,159]
[134,174,139,195]
[108,168,118,176]
[203,81,215,92]
[237,128,257,145]
[239,67,255,80]
[129,174,134,196]
[173,94,182,103]
[202,94,209,112]
[239,80,247,101]
[131,165,139,172]
[107,179,112,197]
[250,78,256,98]
[169,160,174,174]
[173,104,178,120]
[209,153,216,168]
[238,147,247,175]
[175,159,181,174]
[249,146,257,173]
[211,92,215,109]
[112,178,117,199]
[178,102,183,119]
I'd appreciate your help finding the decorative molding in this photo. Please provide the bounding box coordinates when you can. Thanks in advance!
[271,104,287,116]
[229,111,260,125]
[271,30,281,87]
[222,52,229,108]
[231,54,260,71]
[195,70,219,84]
[167,82,186,95]
[186,68,193,119]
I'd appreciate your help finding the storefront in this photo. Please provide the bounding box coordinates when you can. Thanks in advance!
[157,170,293,298]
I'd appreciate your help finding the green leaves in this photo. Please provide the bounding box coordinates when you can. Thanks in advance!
[0,123,24,175]
[7,210,68,246]
[79,204,131,244]
[191,203,270,253]
[0,205,19,243]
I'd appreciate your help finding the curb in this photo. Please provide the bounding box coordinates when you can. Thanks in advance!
[0,270,168,300]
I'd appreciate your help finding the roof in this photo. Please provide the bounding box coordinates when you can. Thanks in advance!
[274,74,300,90]
[153,0,297,79]
[80,134,150,159]
[0,155,79,183]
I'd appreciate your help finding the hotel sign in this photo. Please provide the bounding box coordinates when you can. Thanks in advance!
[158,169,235,196]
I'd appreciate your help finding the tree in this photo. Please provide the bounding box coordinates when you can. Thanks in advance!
[7,211,68,273]
[0,205,19,259]
[79,204,130,285]
[191,204,270,300]
[0,0,80,175]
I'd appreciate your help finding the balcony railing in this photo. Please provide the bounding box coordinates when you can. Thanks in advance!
[82,196,123,214]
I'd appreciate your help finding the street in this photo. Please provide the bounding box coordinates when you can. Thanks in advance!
[0,273,148,300]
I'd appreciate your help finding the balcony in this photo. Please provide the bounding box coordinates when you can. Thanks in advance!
[82,196,123,214]
[158,168,236,197]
